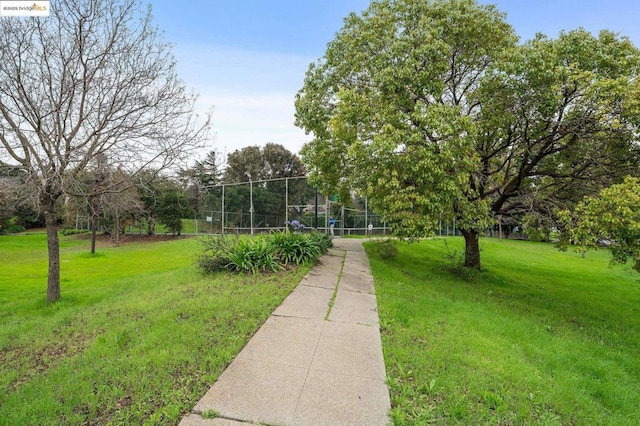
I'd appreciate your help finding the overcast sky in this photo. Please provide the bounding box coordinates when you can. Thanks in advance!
[150,1,640,159]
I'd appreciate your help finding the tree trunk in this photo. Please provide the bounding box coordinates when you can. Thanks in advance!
[90,214,97,254]
[90,195,99,254]
[462,229,481,270]
[115,209,120,246]
[43,198,61,303]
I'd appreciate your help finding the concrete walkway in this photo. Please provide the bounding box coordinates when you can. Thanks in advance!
[180,238,391,426]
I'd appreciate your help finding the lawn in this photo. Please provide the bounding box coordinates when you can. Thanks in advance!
[366,237,640,425]
[0,232,311,425]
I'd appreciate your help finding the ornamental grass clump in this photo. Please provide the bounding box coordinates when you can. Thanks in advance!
[225,238,282,274]
[197,231,333,275]
[271,231,327,265]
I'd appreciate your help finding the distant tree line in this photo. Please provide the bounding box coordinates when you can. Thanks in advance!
[0,143,309,238]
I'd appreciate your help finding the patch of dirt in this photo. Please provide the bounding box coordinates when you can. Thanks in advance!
[74,233,191,247]
[115,395,133,408]
[1,323,102,393]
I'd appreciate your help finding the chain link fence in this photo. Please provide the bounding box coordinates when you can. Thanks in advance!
[191,176,388,236]
[69,175,522,239]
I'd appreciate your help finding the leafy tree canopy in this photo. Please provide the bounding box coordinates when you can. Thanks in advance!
[295,0,640,269]
[180,150,223,188]
[224,143,306,183]
[559,176,640,272]
[222,143,310,224]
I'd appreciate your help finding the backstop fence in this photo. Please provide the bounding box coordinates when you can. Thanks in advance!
[194,176,388,236]
[70,175,519,239]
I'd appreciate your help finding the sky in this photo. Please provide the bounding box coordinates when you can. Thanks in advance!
[150,1,640,160]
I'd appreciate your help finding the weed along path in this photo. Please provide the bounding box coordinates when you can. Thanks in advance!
[180,238,390,425]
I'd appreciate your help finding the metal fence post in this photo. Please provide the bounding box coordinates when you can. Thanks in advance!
[221,184,225,235]
[250,179,254,236]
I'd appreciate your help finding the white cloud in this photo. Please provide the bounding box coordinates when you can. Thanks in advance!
[201,93,310,155]
[171,43,316,157]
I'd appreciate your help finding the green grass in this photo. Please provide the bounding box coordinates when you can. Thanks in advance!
[366,237,640,425]
[0,232,311,425]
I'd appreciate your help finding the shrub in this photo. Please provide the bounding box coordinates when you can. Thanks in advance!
[60,228,89,236]
[198,235,236,274]
[272,232,311,265]
[226,238,282,274]
[196,255,228,274]
[306,231,333,252]
[270,232,302,265]
[0,215,27,234]
[199,234,237,257]
[370,238,398,260]
[2,225,25,234]
[197,231,333,275]
[271,231,332,265]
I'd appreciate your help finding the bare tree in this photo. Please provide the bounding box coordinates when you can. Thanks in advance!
[69,156,144,252]
[100,169,144,246]
[0,172,20,231]
[0,0,211,302]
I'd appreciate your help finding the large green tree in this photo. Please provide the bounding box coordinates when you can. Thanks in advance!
[263,143,312,223]
[179,150,223,216]
[223,144,308,227]
[155,181,192,235]
[225,146,267,183]
[295,0,640,269]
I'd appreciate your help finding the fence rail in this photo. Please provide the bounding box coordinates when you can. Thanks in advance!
[69,175,525,239]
